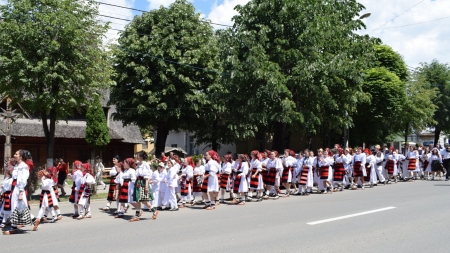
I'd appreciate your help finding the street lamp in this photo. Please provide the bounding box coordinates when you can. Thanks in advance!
[359,13,371,20]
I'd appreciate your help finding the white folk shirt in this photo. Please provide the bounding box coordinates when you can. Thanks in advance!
[440,148,450,160]
[136,161,152,179]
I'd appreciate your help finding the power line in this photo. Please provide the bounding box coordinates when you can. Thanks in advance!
[370,0,426,34]
[95,1,233,27]
[368,15,450,31]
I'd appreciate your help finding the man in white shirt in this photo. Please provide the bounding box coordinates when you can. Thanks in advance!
[440,143,450,181]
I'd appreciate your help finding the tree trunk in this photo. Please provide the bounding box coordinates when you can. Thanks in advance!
[41,108,56,168]
[211,119,218,151]
[404,122,409,144]
[434,128,441,148]
[155,121,170,158]
[272,121,286,153]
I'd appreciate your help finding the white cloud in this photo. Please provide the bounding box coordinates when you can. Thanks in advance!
[147,0,177,10]
[358,0,450,67]
[97,0,135,44]
[206,0,250,29]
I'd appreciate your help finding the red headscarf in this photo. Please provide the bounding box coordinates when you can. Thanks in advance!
[124,158,136,169]
[251,150,260,160]
[364,148,372,155]
[207,150,221,164]
[185,157,195,168]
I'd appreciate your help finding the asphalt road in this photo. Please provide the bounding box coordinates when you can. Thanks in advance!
[2,179,450,253]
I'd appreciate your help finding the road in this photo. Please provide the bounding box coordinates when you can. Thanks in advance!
[2,179,450,253]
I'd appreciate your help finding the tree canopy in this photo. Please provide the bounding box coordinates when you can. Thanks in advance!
[110,0,220,156]
[0,0,113,166]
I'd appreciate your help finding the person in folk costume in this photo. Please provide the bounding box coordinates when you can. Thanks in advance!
[421,147,431,180]
[94,156,106,190]
[293,151,304,192]
[103,155,120,211]
[32,170,59,231]
[364,148,376,188]
[262,151,283,199]
[313,149,324,193]
[163,160,179,211]
[372,145,386,186]
[281,149,296,197]
[0,169,13,228]
[191,158,205,205]
[129,151,158,221]
[3,150,36,235]
[56,158,68,196]
[114,162,130,217]
[297,149,314,195]
[68,161,83,217]
[41,165,62,222]
[384,148,398,183]
[115,158,136,218]
[248,151,264,202]
[152,163,167,210]
[427,148,443,180]
[333,148,347,191]
[318,148,334,194]
[351,147,366,190]
[404,145,420,182]
[230,154,250,205]
[440,143,450,181]
[343,148,354,189]
[179,157,194,208]
[75,163,96,220]
[219,154,233,204]
[200,150,220,210]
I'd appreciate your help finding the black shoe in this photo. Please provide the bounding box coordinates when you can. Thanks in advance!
[344,185,350,189]
[170,208,179,211]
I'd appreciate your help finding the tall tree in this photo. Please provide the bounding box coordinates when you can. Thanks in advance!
[0,0,113,167]
[415,60,450,145]
[229,0,376,152]
[86,96,110,194]
[110,0,220,156]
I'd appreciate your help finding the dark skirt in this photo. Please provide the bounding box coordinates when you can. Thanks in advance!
[192,176,202,192]
[1,191,11,211]
[386,160,395,174]
[264,168,277,186]
[249,168,260,188]
[333,163,345,182]
[319,166,329,180]
[57,172,67,185]
[201,172,209,193]
[180,176,190,196]
[107,176,117,201]
[298,167,309,186]
[408,159,416,171]
[220,173,230,190]
[39,190,54,208]
[364,163,371,182]
[119,180,130,203]
[353,161,363,177]
[281,167,292,183]
[69,183,76,203]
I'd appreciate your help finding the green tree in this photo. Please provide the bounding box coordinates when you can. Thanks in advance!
[86,96,110,194]
[373,44,409,82]
[228,0,376,151]
[0,0,113,167]
[110,0,220,156]
[415,60,450,145]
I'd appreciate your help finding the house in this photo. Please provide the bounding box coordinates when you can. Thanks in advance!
[0,92,144,170]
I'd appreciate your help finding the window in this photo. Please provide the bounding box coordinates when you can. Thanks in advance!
[189,136,195,155]
[142,141,149,149]
[171,144,177,148]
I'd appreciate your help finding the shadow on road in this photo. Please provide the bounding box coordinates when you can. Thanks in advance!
[434,184,450,186]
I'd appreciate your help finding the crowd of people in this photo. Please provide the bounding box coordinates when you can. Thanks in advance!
[1,143,449,235]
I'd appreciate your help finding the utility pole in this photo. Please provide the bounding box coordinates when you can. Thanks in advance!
[1,98,21,169]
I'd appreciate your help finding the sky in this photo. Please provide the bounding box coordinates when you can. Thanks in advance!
[1,0,449,68]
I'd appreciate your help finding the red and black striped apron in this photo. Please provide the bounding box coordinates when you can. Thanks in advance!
[180,175,190,196]
[52,186,60,202]
[333,163,345,182]
[233,172,243,192]
[353,161,363,177]
[298,166,309,186]
[192,175,202,192]
[201,171,209,193]
[408,158,416,171]
[364,163,371,182]
[281,167,292,183]
[39,190,54,208]
[220,173,230,190]
[319,166,329,180]
[387,160,395,174]
[1,191,11,211]
[107,176,117,201]
[119,179,130,203]
[264,168,277,186]
[249,168,260,188]
[69,182,76,203]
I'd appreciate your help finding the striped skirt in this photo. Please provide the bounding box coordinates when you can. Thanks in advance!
[1,191,11,211]
[386,160,395,174]
[298,166,309,186]
[220,173,230,190]
[408,159,416,171]
[201,172,209,193]
[364,163,371,182]
[249,168,259,188]
[423,160,429,171]
[119,180,130,203]
[353,161,363,177]
[233,173,243,193]
[192,176,202,192]
[180,176,191,196]
[107,176,117,201]
[264,168,277,186]
[52,186,60,202]
[281,167,292,183]
[319,166,329,180]
[333,163,345,182]
[39,190,54,208]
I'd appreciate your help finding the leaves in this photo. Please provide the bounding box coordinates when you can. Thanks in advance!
[86,96,110,151]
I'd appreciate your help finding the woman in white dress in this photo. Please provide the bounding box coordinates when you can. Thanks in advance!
[232,154,249,205]
[202,150,220,210]
[281,149,297,197]
[219,154,233,203]
[427,148,443,180]
[179,157,194,208]
[248,151,264,202]
[352,147,366,190]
